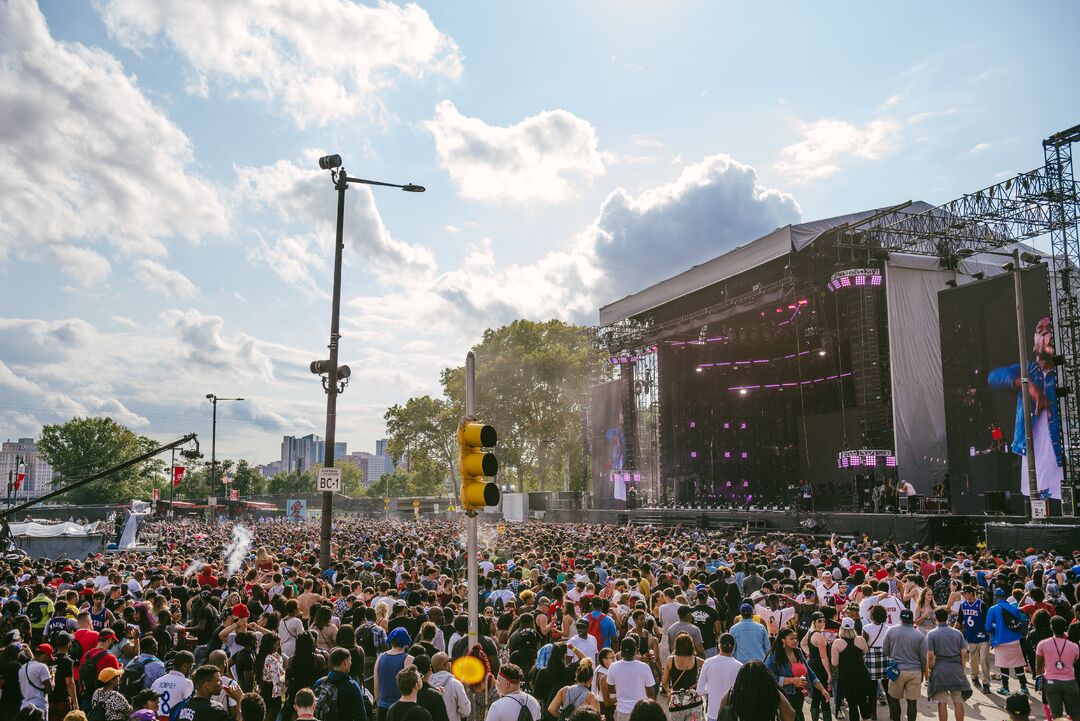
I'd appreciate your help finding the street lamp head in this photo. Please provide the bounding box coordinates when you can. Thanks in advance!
[318,154,342,170]
[1020,251,1042,264]
[206,393,214,400]
[401,183,426,193]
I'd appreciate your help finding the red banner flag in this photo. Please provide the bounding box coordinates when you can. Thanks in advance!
[173,466,185,487]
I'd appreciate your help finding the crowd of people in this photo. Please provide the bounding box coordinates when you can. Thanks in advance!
[0,516,1078,721]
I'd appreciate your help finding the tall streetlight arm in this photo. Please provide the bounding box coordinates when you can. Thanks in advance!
[315,156,424,567]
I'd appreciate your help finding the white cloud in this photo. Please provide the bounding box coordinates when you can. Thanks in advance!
[776,118,901,182]
[908,109,958,124]
[585,154,801,300]
[424,101,607,203]
[236,156,435,289]
[95,0,462,128]
[133,259,199,298]
[161,308,276,382]
[0,0,228,276]
[45,246,112,287]
[0,313,321,456]
[969,142,990,154]
[246,231,329,300]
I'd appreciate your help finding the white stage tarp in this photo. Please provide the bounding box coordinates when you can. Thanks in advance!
[9,521,102,537]
[886,260,951,493]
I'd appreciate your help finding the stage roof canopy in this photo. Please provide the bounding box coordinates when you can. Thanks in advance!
[598,201,934,326]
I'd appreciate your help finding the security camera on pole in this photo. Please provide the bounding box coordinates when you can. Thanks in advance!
[313,153,424,568]
[459,351,501,646]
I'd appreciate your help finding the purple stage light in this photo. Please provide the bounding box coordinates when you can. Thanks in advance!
[886,455,898,467]
[871,274,883,286]
[837,457,844,468]
[739,422,747,429]
[740,451,748,458]
[841,456,849,467]
[855,275,867,286]
[864,455,877,467]
[840,276,851,287]
[725,481,732,487]
[690,451,698,459]
[742,480,749,487]
[723,422,730,429]
[689,420,697,428]
[723,451,732,459]
[851,456,862,466]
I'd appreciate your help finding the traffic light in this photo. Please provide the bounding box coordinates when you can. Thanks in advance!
[458,420,500,510]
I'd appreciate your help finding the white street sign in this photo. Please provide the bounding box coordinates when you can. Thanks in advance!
[317,467,343,493]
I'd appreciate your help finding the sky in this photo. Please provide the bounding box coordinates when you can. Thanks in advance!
[1,0,1078,466]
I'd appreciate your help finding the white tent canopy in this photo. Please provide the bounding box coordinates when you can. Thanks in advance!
[9,521,102,537]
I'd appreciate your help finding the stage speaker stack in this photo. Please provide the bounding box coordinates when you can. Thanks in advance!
[984,491,1008,515]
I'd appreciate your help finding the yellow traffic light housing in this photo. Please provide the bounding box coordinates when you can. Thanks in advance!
[458,420,500,510]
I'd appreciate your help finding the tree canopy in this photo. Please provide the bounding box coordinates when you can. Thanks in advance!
[37,416,164,505]
[384,319,602,495]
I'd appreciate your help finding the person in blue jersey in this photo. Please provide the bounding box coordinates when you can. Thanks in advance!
[954,586,991,694]
[985,588,1030,696]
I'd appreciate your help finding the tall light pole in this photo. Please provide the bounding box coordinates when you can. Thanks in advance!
[313,154,424,568]
[206,394,244,513]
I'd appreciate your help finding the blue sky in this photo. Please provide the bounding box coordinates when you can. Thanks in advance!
[1,0,1077,466]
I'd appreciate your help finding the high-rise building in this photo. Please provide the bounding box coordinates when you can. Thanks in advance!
[281,435,346,474]
[256,461,282,479]
[375,438,396,474]
[0,438,54,500]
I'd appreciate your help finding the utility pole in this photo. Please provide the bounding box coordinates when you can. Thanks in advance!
[465,352,479,648]
[312,154,423,568]
[169,448,175,518]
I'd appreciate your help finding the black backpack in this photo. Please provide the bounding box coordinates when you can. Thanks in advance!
[122,655,151,697]
[513,695,535,721]
[357,623,378,657]
[313,676,341,721]
[79,648,108,695]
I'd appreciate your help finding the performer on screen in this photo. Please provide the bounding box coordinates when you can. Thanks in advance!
[988,314,1063,500]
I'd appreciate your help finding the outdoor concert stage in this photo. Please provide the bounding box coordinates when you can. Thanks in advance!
[544,506,1080,548]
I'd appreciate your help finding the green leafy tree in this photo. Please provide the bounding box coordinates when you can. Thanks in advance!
[384,395,459,498]
[365,464,446,498]
[37,417,165,505]
[267,470,313,495]
[232,459,267,496]
[440,319,601,492]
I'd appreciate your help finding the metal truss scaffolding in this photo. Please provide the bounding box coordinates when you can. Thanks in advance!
[839,124,1080,512]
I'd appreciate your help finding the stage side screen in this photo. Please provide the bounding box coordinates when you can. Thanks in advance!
[939,264,1061,512]
[590,379,625,509]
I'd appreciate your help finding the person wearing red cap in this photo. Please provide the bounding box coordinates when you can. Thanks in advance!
[78,627,122,710]
[20,643,54,716]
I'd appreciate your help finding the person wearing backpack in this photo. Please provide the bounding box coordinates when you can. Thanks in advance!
[547,662,599,721]
[79,628,122,711]
[485,663,541,721]
[986,587,1031,696]
[89,667,132,721]
[18,643,54,717]
[585,598,617,652]
[125,636,167,695]
[313,646,368,721]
